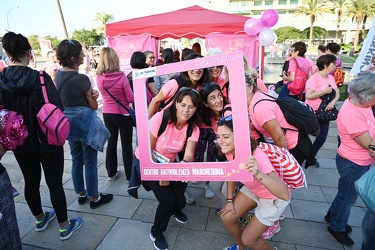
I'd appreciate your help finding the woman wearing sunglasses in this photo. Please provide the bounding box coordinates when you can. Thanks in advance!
[133,88,201,250]
[148,52,210,118]
[218,116,289,250]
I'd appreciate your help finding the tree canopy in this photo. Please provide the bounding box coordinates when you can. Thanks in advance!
[71,29,103,46]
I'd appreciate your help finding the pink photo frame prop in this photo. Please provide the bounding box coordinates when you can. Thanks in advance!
[133,51,252,182]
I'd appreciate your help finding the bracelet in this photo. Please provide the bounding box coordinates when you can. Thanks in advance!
[265,176,272,188]
[226,199,233,204]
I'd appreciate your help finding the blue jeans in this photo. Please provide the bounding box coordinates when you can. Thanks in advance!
[328,154,369,232]
[69,141,98,198]
[312,121,330,158]
[362,209,375,250]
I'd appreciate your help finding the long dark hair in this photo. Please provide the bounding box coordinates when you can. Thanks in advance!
[200,82,228,126]
[56,40,82,69]
[163,88,202,128]
[172,52,210,88]
[2,32,31,63]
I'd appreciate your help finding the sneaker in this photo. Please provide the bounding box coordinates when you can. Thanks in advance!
[150,232,168,250]
[184,190,195,204]
[239,214,252,230]
[12,186,19,197]
[327,226,354,246]
[78,194,87,205]
[279,213,286,221]
[223,244,240,250]
[204,185,214,199]
[59,217,83,240]
[90,193,113,209]
[108,169,121,181]
[261,221,281,239]
[315,159,320,168]
[35,210,56,232]
[175,211,188,223]
[324,211,352,232]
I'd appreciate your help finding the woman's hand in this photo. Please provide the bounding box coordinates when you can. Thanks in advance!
[159,181,170,186]
[325,101,335,111]
[220,201,236,218]
[92,89,99,100]
[325,87,333,94]
[245,156,260,177]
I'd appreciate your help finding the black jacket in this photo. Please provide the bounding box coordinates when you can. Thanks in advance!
[0,66,63,154]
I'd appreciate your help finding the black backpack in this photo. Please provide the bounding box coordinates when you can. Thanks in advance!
[157,115,194,139]
[253,92,320,136]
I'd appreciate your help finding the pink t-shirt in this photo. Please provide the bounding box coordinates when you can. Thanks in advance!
[337,98,375,166]
[305,73,337,111]
[135,111,200,162]
[249,91,298,149]
[226,148,279,199]
[44,62,59,77]
[161,79,201,109]
[256,78,268,92]
[288,57,311,77]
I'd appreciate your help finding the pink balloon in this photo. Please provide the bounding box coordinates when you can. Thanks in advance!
[244,18,263,36]
[261,9,279,28]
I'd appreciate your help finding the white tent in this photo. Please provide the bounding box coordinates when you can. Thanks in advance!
[351,18,375,75]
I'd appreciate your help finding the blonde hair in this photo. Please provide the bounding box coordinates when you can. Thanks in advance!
[96,47,121,75]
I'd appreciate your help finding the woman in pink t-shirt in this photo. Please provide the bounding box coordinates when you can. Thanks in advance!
[325,71,375,246]
[247,73,314,167]
[281,41,312,101]
[148,52,210,118]
[305,54,340,168]
[134,88,201,250]
[217,116,290,250]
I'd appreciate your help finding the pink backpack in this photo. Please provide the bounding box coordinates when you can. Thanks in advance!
[288,58,307,96]
[36,71,70,146]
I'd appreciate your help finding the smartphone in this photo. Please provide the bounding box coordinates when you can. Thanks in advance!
[369,145,375,150]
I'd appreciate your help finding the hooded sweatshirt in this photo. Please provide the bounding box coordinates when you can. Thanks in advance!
[96,71,134,114]
[0,66,63,154]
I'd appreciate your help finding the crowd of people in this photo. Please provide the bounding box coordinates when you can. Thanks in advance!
[0,31,375,250]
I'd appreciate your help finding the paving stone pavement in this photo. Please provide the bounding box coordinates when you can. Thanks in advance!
[5,103,368,250]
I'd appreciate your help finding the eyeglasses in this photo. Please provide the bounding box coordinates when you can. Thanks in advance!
[218,115,232,122]
[178,87,199,94]
[209,65,224,70]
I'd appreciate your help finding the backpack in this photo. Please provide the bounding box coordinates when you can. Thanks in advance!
[258,142,307,189]
[333,67,345,87]
[0,106,28,150]
[36,71,70,146]
[288,59,307,96]
[253,92,320,136]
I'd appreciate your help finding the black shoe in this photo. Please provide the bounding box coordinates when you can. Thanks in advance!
[90,193,113,209]
[150,233,168,250]
[327,227,354,246]
[324,211,352,232]
[174,211,188,224]
[78,195,87,205]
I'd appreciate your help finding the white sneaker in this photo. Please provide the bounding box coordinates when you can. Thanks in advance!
[184,190,195,204]
[204,185,214,199]
[108,169,121,181]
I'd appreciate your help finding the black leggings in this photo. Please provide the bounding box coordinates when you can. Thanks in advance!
[14,145,68,223]
[146,181,187,236]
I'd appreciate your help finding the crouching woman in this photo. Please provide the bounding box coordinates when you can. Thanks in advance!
[218,116,290,250]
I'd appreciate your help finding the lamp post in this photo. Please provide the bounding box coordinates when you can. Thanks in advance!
[6,5,19,30]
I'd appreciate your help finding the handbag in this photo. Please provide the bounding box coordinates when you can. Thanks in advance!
[355,167,375,214]
[278,83,290,98]
[315,89,338,123]
[0,106,28,150]
[104,88,136,127]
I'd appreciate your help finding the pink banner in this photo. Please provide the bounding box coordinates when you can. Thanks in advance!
[106,35,157,74]
[205,33,259,69]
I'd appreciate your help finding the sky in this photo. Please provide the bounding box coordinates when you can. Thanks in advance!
[0,0,212,38]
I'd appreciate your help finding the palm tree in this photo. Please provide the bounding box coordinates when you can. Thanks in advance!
[55,0,68,38]
[93,12,115,33]
[294,0,331,46]
[328,0,350,42]
[360,3,375,41]
[346,0,368,50]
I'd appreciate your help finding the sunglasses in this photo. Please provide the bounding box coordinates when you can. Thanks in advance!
[218,115,233,122]
[178,87,199,94]
[209,65,224,70]
[67,40,75,45]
